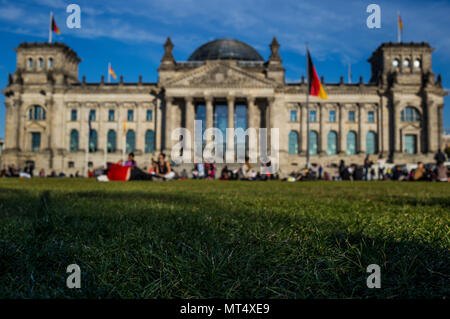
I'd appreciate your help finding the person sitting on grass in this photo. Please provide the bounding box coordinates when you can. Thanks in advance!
[123,152,137,167]
[436,161,449,182]
[156,153,175,180]
[412,162,426,181]
[241,156,256,180]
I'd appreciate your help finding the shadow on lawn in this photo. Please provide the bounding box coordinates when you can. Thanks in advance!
[0,187,449,298]
[378,196,450,209]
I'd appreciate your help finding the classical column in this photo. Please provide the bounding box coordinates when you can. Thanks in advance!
[205,96,213,143]
[135,103,143,153]
[338,103,345,154]
[98,104,106,154]
[16,98,24,151]
[185,96,195,153]
[300,102,307,154]
[3,100,16,150]
[265,98,273,153]
[81,103,88,152]
[357,103,363,153]
[393,101,401,153]
[247,96,258,158]
[164,97,174,152]
[427,101,439,153]
[226,95,235,156]
[381,96,389,155]
[319,103,326,155]
[155,98,162,152]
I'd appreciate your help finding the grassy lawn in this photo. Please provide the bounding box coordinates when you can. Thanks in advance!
[0,179,448,298]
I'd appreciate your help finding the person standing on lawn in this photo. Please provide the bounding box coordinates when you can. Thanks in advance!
[364,155,372,180]
[377,154,385,180]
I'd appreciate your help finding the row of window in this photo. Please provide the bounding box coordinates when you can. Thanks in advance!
[71,109,153,122]
[392,58,421,69]
[69,129,156,154]
[289,106,421,123]
[289,110,375,123]
[288,130,378,155]
[27,57,54,69]
[30,130,418,155]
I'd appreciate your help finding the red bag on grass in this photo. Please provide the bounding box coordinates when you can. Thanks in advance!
[107,164,129,181]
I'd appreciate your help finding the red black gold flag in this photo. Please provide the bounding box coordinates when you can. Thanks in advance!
[307,50,327,100]
[52,16,60,35]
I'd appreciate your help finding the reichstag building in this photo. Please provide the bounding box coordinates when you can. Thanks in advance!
[1,37,447,174]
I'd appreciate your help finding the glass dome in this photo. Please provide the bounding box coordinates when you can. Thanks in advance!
[188,38,264,62]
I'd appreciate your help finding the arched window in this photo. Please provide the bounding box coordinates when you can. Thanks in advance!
[403,58,410,67]
[327,131,337,155]
[70,129,79,152]
[413,59,421,68]
[309,130,318,155]
[29,105,46,120]
[28,58,33,68]
[89,130,98,153]
[38,58,43,68]
[126,130,135,153]
[48,57,54,68]
[346,131,357,155]
[288,131,298,154]
[392,58,399,68]
[107,130,116,153]
[366,131,377,155]
[401,107,420,122]
[145,130,155,153]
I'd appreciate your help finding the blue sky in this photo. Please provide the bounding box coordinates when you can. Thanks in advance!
[0,0,449,138]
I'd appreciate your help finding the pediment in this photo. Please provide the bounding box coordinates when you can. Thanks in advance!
[165,62,276,89]
[25,121,47,131]
[401,122,421,131]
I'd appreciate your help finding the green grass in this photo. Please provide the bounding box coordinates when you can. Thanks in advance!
[0,179,448,298]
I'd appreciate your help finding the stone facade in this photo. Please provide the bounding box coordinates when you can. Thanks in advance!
[1,38,447,175]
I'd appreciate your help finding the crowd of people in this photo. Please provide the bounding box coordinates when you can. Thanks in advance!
[1,149,449,183]
[284,150,449,182]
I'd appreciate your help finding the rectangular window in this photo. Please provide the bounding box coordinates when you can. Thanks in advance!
[89,109,96,121]
[146,109,153,121]
[368,111,374,122]
[31,132,41,152]
[405,135,417,154]
[290,110,297,122]
[108,109,115,121]
[348,110,355,122]
[127,110,134,121]
[329,110,336,122]
[309,110,317,122]
[71,109,77,121]
[68,161,75,168]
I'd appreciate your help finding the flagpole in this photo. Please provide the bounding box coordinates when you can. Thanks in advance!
[85,125,89,177]
[305,42,310,169]
[122,120,126,162]
[397,11,401,43]
[104,136,107,168]
[108,62,111,83]
[48,12,53,43]
[348,63,352,84]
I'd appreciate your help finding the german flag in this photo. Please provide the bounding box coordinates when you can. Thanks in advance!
[307,50,327,100]
[52,16,60,35]
[109,64,117,80]
[398,14,403,32]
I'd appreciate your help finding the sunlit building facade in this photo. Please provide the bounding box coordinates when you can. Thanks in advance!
[1,38,447,174]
